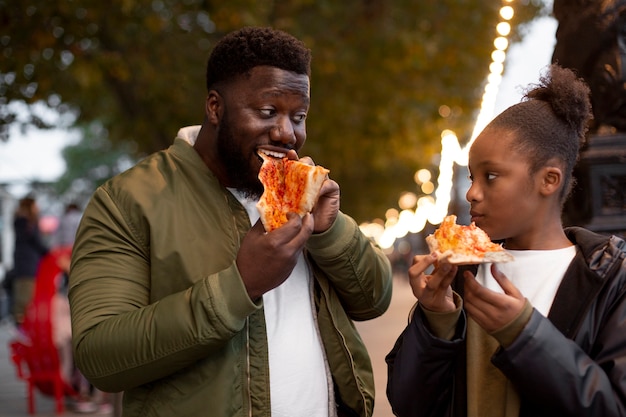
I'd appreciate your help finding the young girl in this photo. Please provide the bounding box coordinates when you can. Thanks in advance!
[386,64,626,417]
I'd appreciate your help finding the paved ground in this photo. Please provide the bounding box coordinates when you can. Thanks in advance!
[0,275,415,417]
[0,319,114,417]
[0,319,119,417]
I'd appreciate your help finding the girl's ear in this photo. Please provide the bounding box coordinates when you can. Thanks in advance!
[540,165,563,197]
[205,90,222,125]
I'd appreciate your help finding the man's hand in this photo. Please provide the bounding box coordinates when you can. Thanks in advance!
[463,264,526,333]
[408,253,457,312]
[310,178,339,233]
[237,212,313,300]
[297,156,339,234]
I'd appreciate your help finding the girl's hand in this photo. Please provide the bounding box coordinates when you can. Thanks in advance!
[463,264,526,333]
[408,253,457,312]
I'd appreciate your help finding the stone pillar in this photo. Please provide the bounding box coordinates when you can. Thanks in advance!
[563,133,626,238]
[553,0,626,238]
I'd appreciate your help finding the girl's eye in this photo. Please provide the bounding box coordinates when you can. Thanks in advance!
[467,173,496,182]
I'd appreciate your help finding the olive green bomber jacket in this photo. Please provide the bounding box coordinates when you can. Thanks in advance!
[68,136,393,417]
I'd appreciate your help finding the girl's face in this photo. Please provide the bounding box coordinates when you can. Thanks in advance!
[466,128,546,246]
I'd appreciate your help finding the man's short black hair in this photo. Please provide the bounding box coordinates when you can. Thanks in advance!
[205,26,311,91]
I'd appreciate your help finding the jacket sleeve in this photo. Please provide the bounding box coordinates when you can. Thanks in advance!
[493,307,626,416]
[305,212,393,320]
[68,186,260,392]
[385,305,466,417]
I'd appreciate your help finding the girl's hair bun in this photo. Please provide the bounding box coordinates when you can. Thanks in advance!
[524,64,593,140]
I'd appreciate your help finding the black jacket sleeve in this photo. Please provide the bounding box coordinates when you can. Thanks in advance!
[494,308,626,417]
[386,305,466,417]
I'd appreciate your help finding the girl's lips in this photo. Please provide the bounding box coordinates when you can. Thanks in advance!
[470,212,483,223]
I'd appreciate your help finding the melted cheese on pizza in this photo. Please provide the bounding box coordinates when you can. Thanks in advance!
[257,153,329,232]
[433,215,504,256]
[284,159,308,213]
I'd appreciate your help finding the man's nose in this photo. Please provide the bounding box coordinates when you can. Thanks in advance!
[270,118,296,145]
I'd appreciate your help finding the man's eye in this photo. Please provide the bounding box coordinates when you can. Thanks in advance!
[487,173,497,181]
[260,108,275,117]
[293,113,307,123]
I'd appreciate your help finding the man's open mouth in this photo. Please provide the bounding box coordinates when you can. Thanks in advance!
[257,149,287,159]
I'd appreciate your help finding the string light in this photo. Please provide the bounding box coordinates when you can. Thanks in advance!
[360,0,516,249]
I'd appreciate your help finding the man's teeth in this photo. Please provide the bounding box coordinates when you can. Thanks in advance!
[259,150,286,158]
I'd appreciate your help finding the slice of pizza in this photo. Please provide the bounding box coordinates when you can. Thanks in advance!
[426,214,514,264]
[256,151,330,232]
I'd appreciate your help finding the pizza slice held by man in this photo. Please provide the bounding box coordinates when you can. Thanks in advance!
[256,151,329,232]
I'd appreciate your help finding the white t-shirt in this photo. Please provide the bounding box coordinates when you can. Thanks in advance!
[229,189,330,417]
[476,246,577,316]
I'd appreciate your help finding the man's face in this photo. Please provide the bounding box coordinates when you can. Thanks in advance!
[215,66,310,198]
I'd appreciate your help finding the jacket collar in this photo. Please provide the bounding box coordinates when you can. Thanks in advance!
[548,227,613,338]
[177,125,201,145]
[454,227,619,339]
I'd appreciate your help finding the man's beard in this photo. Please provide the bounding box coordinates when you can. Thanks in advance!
[216,115,264,200]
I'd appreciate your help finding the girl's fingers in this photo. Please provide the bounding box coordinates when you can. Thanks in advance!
[490,264,523,299]
[431,261,457,288]
[464,265,527,333]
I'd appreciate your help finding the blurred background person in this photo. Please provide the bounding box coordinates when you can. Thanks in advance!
[53,202,83,292]
[54,203,82,248]
[11,195,49,326]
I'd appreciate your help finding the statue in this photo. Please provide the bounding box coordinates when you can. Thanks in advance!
[553,0,626,237]
[552,0,626,133]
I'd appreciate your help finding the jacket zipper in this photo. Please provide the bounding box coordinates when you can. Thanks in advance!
[313,272,368,416]
[246,317,253,417]
[228,192,253,417]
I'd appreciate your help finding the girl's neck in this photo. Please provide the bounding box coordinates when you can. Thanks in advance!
[505,224,572,251]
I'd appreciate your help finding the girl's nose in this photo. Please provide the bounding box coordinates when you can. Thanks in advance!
[466,182,480,202]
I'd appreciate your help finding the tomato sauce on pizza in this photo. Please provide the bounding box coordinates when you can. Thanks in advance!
[426,215,513,264]
[257,151,329,232]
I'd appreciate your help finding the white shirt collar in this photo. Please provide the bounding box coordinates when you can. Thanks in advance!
[177,125,201,145]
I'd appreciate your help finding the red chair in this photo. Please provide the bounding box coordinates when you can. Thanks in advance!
[8,247,78,414]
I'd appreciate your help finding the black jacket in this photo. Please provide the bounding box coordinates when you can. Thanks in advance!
[386,227,626,417]
[12,216,49,278]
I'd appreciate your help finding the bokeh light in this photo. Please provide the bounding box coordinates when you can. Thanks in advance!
[360,0,517,250]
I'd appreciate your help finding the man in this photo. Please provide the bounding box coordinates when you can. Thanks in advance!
[69,26,393,417]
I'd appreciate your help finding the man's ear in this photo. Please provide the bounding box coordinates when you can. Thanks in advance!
[540,165,563,197]
[205,90,222,125]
